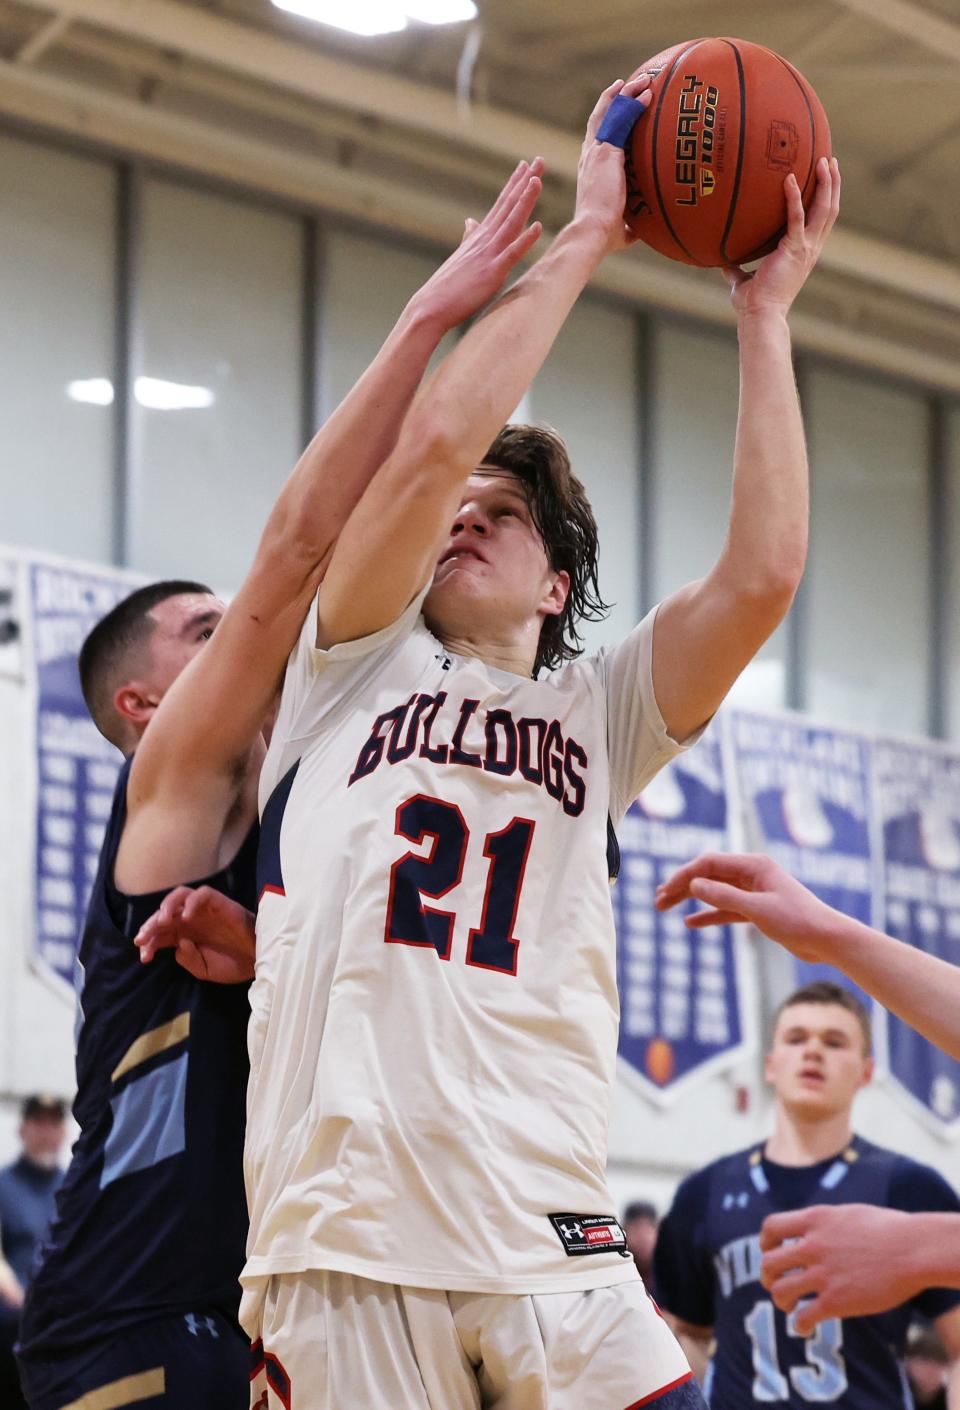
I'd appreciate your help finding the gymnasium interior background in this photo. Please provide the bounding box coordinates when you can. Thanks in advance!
[1,0,960,1215]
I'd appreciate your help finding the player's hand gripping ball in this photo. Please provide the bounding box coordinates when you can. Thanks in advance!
[624,37,832,267]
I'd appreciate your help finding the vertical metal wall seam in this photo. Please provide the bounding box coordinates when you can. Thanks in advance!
[788,353,811,713]
[301,215,322,446]
[928,395,948,740]
[635,310,655,619]
[112,162,140,567]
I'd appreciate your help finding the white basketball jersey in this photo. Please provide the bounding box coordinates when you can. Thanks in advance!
[243,594,691,1297]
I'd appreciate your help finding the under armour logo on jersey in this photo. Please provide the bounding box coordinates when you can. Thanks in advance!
[722,1191,750,1210]
[549,1212,630,1257]
[184,1312,220,1337]
[435,652,452,670]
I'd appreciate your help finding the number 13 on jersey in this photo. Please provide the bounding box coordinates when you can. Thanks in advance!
[385,794,535,976]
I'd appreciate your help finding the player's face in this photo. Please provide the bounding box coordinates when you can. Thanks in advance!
[765,1002,873,1117]
[20,1114,66,1170]
[143,592,225,699]
[425,469,568,643]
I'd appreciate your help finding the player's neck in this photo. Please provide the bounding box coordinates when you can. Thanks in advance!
[765,1105,854,1166]
[435,628,538,679]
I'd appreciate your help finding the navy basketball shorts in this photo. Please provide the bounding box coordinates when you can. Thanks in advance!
[17,1308,249,1410]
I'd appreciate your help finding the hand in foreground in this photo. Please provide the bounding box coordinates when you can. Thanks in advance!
[574,75,653,253]
[134,885,256,984]
[412,157,544,333]
[759,1204,919,1333]
[725,156,841,317]
[654,851,837,962]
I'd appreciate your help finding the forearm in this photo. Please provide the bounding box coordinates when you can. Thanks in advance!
[264,296,449,563]
[822,911,960,1060]
[717,311,808,600]
[407,217,606,469]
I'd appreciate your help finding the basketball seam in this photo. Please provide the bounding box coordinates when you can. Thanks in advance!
[774,52,819,200]
[650,40,709,266]
[719,39,747,267]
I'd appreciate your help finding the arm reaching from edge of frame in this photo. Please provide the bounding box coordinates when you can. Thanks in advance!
[650,159,841,745]
[117,160,547,893]
[312,76,652,650]
[655,850,960,1061]
[758,1205,960,1332]
[134,886,256,984]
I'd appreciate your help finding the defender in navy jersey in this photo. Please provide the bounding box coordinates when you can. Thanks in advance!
[14,173,565,1410]
[653,983,960,1407]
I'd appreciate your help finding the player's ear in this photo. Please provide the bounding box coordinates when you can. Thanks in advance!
[541,569,570,619]
[763,1050,775,1085]
[114,680,159,729]
[859,1055,875,1089]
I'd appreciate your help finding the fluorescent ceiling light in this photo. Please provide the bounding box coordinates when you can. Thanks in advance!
[403,0,476,21]
[67,377,114,406]
[66,377,215,410]
[271,0,408,35]
[135,377,215,410]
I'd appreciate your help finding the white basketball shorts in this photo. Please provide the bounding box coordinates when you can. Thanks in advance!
[246,1269,704,1410]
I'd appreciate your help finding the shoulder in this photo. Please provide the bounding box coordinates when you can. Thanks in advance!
[860,1139,960,1212]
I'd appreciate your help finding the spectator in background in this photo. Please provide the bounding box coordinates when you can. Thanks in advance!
[908,1325,950,1410]
[623,1200,659,1291]
[0,1097,66,1410]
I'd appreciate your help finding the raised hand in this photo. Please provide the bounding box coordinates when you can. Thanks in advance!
[574,75,653,253]
[411,158,544,333]
[724,156,841,317]
[134,885,256,984]
[654,851,838,961]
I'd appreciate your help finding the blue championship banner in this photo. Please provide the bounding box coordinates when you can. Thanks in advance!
[874,736,960,1134]
[27,555,144,992]
[614,727,745,1103]
[730,711,875,1001]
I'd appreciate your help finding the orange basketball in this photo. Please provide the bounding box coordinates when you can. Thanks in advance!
[624,37,831,267]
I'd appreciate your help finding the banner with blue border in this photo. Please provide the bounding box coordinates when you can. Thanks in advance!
[874,736,960,1135]
[26,554,145,992]
[614,725,746,1103]
[730,710,876,1008]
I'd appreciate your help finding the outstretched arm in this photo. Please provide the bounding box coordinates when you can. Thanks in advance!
[656,850,960,1061]
[118,164,547,890]
[652,160,841,743]
[313,77,651,649]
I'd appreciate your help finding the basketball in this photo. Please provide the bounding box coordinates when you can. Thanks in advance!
[624,37,832,267]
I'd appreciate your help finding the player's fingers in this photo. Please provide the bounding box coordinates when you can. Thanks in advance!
[621,73,653,99]
[500,221,543,269]
[688,877,759,915]
[684,908,749,929]
[492,173,543,248]
[766,1268,823,1314]
[792,1299,829,1337]
[759,1208,812,1252]
[585,79,625,142]
[483,160,531,228]
[175,937,206,981]
[181,885,217,923]
[783,171,806,242]
[656,853,766,907]
[802,157,832,240]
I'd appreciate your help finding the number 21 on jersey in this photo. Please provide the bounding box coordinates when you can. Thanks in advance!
[385,794,535,976]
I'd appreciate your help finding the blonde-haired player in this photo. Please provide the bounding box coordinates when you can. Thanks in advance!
[244,78,840,1408]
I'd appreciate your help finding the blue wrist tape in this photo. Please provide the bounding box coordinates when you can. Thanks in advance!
[596,93,648,148]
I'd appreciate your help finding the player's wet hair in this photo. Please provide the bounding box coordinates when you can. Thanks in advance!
[773,980,873,1057]
[79,580,213,752]
[482,424,609,675]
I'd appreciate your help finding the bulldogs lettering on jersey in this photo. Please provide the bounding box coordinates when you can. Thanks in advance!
[244,596,689,1305]
[347,692,588,817]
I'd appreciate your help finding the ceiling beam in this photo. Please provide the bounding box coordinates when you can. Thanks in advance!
[15,13,70,64]
[0,57,958,395]
[831,0,960,65]
[9,0,960,317]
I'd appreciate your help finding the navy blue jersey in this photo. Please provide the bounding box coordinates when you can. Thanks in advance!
[654,1137,960,1408]
[19,757,258,1360]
